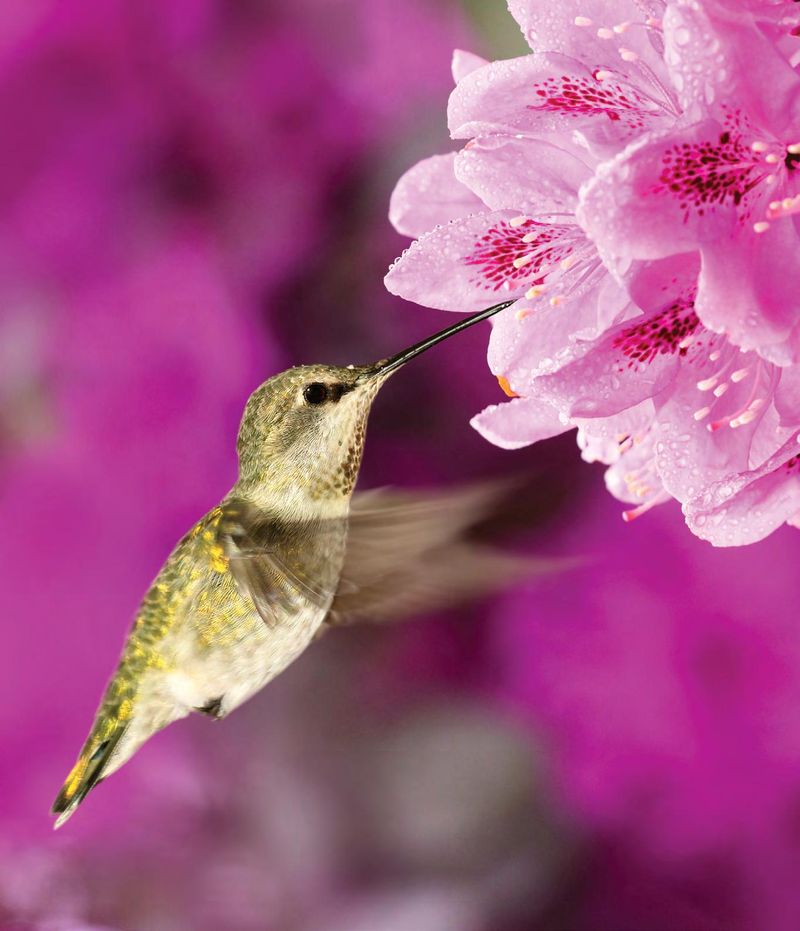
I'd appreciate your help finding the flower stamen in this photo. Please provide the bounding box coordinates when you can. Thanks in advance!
[622,491,670,522]
[767,193,800,220]
[706,360,773,432]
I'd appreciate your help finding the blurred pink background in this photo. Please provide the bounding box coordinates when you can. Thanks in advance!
[2,3,800,930]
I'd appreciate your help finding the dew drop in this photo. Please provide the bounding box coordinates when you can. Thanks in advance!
[674,26,691,45]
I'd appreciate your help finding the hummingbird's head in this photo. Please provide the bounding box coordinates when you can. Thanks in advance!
[235,362,384,513]
[235,299,513,515]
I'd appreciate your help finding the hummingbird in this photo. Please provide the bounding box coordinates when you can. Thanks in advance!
[52,300,524,828]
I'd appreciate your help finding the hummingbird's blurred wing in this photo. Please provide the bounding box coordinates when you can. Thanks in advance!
[218,498,344,626]
[325,482,544,626]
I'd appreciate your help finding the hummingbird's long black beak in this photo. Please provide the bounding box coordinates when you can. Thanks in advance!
[367,300,514,378]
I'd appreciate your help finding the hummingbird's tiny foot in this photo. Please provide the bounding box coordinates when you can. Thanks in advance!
[195,696,225,719]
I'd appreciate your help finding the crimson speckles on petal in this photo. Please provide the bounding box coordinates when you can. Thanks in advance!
[653,129,766,219]
[529,71,653,129]
[647,106,799,225]
[462,219,573,292]
[613,297,700,367]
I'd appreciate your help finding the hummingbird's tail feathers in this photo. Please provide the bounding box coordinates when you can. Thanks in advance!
[51,724,127,829]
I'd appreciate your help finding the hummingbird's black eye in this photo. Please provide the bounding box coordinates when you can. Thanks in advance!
[303,382,329,405]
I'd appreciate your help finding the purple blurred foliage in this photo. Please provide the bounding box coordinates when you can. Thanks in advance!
[490,494,800,931]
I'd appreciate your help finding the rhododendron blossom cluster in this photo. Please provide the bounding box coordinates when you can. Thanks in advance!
[385,0,800,545]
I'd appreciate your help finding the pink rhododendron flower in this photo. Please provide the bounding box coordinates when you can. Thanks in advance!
[581,2,800,361]
[386,0,800,545]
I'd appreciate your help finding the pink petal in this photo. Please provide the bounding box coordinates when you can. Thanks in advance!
[470,396,570,449]
[532,256,700,417]
[578,120,748,265]
[508,0,670,79]
[663,0,800,135]
[447,52,674,153]
[697,225,800,364]
[385,210,585,311]
[737,0,800,39]
[626,252,701,314]
[652,344,780,504]
[487,276,629,392]
[750,402,796,471]
[580,119,800,361]
[454,135,592,214]
[685,434,800,545]
[774,365,800,424]
[535,291,700,417]
[451,49,488,84]
[389,153,484,238]
[575,400,655,466]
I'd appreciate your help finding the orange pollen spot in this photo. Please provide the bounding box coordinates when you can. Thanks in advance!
[497,376,519,398]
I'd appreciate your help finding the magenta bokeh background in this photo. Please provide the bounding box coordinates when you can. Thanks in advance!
[1,3,800,930]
